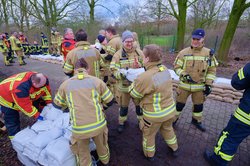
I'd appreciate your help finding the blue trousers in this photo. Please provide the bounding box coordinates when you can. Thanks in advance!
[1,106,20,137]
[211,116,250,165]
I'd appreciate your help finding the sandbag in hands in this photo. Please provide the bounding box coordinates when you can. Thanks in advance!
[119,68,145,82]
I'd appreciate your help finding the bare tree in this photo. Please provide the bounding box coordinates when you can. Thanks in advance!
[217,0,250,65]
[161,0,198,51]
[145,0,169,36]
[0,0,10,31]
[190,0,227,29]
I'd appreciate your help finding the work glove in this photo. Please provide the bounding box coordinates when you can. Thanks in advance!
[37,115,44,121]
[182,74,196,83]
[203,84,212,96]
[104,54,113,61]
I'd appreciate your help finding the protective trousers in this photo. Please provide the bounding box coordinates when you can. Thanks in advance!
[140,118,178,157]
[51,44,59,55]
[176,87,205,122]
[117,91,142,125]
[3,52,10,65]
[70,126,110,166]
[15,50,25,65]
[211,116,250,165]
[1,106,20,139]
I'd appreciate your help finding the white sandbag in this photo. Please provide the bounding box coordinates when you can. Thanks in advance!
[31,120,53,132]
[63,126,72,141]
[17,150,39,166]
[43,137,76,166]
[41,106,63,121]
[89,139,96,152]
[52,113,70,129]
[12,127,37,152]
[23,128,63,161]
[38,148,49,166]
[126,68,145,82]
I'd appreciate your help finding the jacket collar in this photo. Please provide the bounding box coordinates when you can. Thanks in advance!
[76,41,90,47]
[144,61,162,70]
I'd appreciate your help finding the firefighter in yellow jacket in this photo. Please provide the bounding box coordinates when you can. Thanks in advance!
[105,26,122,95]
[173,28,218,132]
[129,44,179,161]
[0,34,11,66]
[110,30,143,133]
[63,29,102,78]
[53,57,114,166]
[9,31,26,65]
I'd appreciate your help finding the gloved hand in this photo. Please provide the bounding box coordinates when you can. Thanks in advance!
[203,84,212,96]
[120,73,126,79]
[37,115,44,121]
[104,54,113,61]
[182,74,196,83]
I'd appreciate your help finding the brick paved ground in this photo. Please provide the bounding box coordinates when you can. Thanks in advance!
[0,56,249,166]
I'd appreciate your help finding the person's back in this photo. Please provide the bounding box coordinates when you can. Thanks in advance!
[63,29,101,78]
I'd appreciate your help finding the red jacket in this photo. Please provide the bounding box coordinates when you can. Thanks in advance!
[61,38,76,61]
[0,72,52,118]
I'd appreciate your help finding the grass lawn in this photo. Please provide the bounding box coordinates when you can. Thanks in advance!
[141,35,176,47]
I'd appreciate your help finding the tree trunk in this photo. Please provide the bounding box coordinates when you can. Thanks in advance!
[176,0,187,51]
[2,0,9,31]
[89,0,95,23]
[217,0,246,65]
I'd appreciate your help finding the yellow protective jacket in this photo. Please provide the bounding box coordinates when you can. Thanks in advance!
[106,34,122,56]
[0,39,8,53]
[63,41,102,78]
[174,46,218,92]
[129,62,176,122]
[53,68,113,139]
[110,47,143,93]
[9,35,22,51]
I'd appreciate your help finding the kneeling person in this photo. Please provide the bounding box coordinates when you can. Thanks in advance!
[129,44,179,160]
[53,58,114,166]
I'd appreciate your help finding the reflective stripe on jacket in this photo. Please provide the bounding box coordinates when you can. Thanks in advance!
[0,72,52,118]
[54,69,113,139]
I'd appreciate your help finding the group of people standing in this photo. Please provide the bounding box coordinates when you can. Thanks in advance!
[0,26,249,166]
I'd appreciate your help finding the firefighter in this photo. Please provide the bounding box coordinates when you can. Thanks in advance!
[4,33,15,63]
[0,34,11,66]
[204,63,250,166]
[41,32,49,54]
[110,30,143,133]
[0,72,52,139]
[9,31,26,65]
[50,28,59,56]
[33,41,42,55]
[61,28,76,61]
[63,29,102,78]
[54,57,114,166]
[173,28,218,132]
[95,34,109,83]
[105,26,122,101]
[18,32,29,56]
[129,44,179,161]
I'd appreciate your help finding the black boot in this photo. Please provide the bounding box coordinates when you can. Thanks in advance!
[204,149,217,166]
[191,118,206,132]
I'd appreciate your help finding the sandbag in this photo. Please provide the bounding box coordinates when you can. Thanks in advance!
[31,120,53,132]
[12,127,37,152]
[223,97,233,103]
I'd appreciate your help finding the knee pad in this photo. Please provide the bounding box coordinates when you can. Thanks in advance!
[135,106,143,116]
[120,107,128,116]
[176,102,185,112]
[193,104,203,112]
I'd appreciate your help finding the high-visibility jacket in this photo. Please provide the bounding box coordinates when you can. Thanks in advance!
[9,35,22,51]
[0,39,8,53]
[110,47,143,92]
[0,72,52,118]
[106,35,122,56]
[19,35,28,44]
[129,62,176,122]
[63,41,102,78]
[53,68,113,139]
[41,36,49,48]
[61,38,76,61]
[174,46,218,92]
[232,63,250,126]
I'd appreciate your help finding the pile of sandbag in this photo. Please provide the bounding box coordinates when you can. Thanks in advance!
[170,72,243,105]
[30,55,64,65]
[11,105,96,166]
